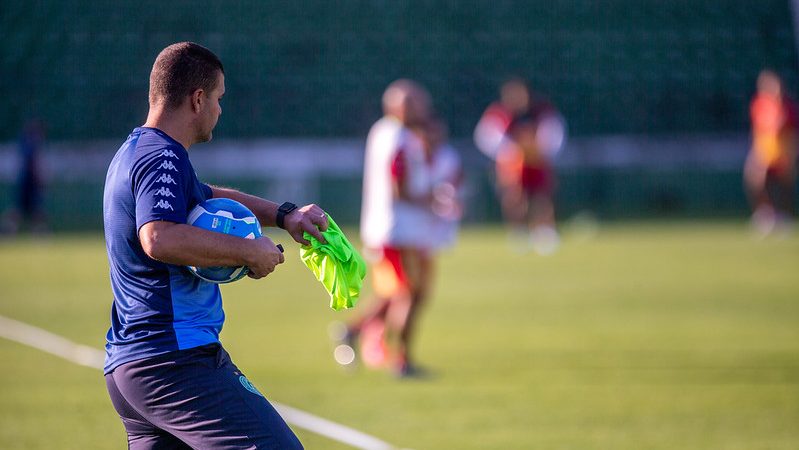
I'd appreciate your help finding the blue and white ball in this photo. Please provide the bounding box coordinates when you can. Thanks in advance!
[186,198,262,284]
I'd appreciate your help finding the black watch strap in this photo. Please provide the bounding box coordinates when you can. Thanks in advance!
[276,202,298,229]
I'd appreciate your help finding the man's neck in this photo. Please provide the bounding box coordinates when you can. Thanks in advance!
[143,108,194,150]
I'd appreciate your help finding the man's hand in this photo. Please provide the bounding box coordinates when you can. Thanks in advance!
[245,236,285,279]
[283,204,329,246]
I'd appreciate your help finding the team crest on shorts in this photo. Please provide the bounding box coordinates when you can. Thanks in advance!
[239,375,264,397]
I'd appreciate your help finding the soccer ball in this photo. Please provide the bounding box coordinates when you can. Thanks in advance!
[186,198,262,283]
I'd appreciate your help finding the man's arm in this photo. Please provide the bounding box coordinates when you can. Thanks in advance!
[209,185,328,245]
[139,221,284,279]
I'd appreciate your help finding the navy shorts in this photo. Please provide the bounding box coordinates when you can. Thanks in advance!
[105,344,303,449]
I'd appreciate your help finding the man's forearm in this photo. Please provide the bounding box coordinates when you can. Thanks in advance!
[141,221,256,268]
[210,185,279,227]
[209,185,329,246]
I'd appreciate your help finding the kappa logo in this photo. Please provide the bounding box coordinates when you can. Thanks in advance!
[239,376,264,397]
[154,199,174,211]
[154,187,175,198]
[155,173,177,185]
[158,160,178,171]
[160,149,179,159]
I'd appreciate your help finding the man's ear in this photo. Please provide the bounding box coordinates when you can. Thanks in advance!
[190,89,205,113]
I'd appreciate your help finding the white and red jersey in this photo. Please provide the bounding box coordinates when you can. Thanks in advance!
[360,116,431,249]
[474,101,566,160]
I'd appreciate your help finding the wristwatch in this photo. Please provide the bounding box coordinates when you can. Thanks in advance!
[276,202,298,229]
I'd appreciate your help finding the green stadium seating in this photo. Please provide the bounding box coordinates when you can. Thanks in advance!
[1,0,796,140]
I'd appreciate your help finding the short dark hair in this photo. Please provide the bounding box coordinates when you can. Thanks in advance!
[149,42,224,110]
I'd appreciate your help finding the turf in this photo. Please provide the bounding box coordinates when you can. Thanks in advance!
[0,222,797,449]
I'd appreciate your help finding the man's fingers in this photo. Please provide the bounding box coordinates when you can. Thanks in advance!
[247,271,262,280]
[304,224,326,244]
[293,231,311,246]
[250,267,274,279]
[304,215,327,243]
[285,205,328,245]
[315,212,329,231]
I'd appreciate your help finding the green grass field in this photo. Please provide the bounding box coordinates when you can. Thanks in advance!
[1,223,798,449]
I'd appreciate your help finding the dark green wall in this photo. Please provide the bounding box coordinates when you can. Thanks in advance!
[2,1,797,140]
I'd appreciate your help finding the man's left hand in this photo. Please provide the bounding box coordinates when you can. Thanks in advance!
[284,204,328,246]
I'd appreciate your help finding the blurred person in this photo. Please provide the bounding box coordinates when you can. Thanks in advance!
[476,79,565,254]
[407,118,464,361]
[501,101,564,254]
[102,42,328,449]
[335,79,434,377]
[473,78,529,239]
[2,119,48,234]
[745,69,797,235]
[422,117,464,253]
[355,117,464,378]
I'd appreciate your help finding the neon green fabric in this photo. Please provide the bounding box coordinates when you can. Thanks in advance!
[300,215,366,310]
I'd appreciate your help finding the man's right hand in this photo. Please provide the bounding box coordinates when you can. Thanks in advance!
[246,236,285,279]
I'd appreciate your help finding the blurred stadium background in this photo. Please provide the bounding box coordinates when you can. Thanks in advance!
[1,1,798,449]
[2,0,798,226]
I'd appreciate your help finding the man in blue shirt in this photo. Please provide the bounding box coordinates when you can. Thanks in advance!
[103,42,326,449]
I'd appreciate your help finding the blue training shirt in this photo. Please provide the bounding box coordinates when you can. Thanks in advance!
[103,127,222,374]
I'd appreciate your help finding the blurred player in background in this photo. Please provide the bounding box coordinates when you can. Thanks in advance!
[387,116,464,377]
[475,78,565,254]
[420,117,464,253]
[336,79,437,377]
[745,69,797,235]
[1,119,48,234]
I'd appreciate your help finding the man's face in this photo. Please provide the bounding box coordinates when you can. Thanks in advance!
[758,73,782,98]
[405,88,431,127]
[501,82,529,115]
[197,72,225,143]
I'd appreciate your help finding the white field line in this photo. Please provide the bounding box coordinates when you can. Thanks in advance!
[0,314,399,450]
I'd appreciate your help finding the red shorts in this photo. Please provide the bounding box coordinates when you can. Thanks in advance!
[366,246,410,297]
[766,163,795,182]
[381,246,409,287]
[521,165,554,194]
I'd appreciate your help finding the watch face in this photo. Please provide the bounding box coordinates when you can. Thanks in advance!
[277,202,297,229]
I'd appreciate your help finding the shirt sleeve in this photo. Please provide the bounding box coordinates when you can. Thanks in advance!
[201,182,213,200]
[133,148,191,231]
